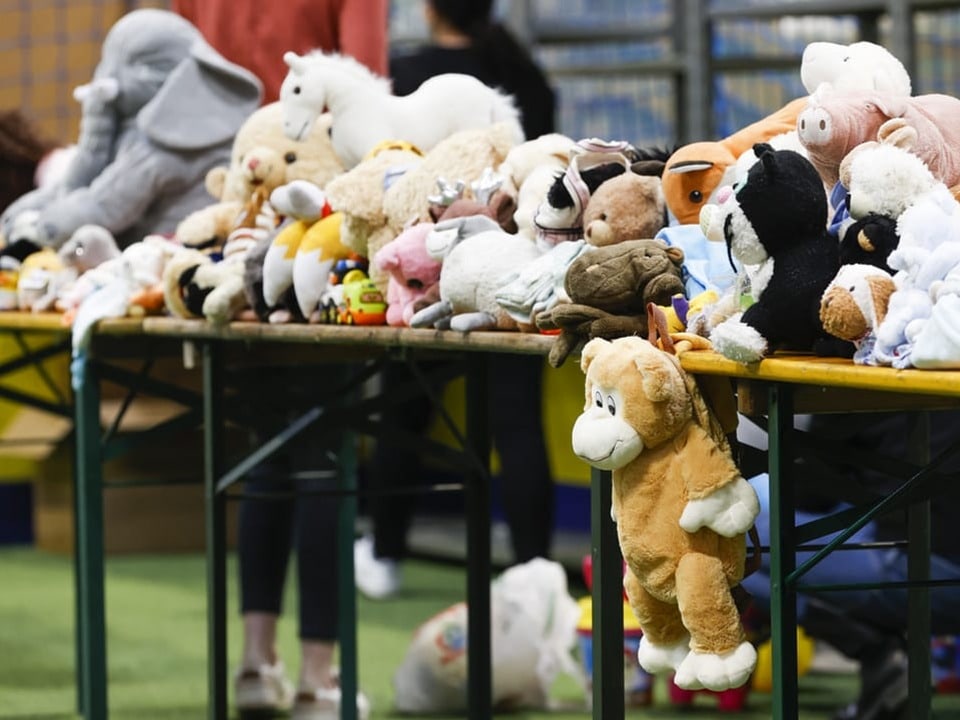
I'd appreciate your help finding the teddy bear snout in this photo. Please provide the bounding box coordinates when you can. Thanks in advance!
[585,220,615,246]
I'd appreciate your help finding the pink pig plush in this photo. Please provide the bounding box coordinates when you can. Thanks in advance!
[798,89,960,190]
[372,222,442,327]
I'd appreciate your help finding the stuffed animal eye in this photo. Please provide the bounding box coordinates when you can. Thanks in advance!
[688,190,702,203]
[594,390,603,408]
[407,278,423,289]
[606,395,616,415]
[293,85,301,95]
[284,152,297,164]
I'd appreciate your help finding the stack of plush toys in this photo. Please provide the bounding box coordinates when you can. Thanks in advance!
[7,9,960,699]
[7,18,959,371]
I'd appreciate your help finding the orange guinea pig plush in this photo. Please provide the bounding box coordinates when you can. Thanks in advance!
[661,97,808,225]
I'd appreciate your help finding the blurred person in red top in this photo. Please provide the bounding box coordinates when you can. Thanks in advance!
[172,2,387,718]
[173,0,388,103]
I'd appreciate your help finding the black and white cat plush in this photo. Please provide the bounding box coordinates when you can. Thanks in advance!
[699,143,840,363]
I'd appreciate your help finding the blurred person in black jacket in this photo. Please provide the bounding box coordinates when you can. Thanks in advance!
[354,0,559,599]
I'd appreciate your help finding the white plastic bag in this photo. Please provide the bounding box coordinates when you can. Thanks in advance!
[392,557,585,713]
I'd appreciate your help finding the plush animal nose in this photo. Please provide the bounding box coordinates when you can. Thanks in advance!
[797,106,832,146]
[715,185,733,205]
[248,157,260,171]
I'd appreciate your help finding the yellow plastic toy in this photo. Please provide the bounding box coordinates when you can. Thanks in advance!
[751,627,816,693]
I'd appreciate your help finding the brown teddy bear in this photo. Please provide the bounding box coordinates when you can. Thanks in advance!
[581,170,667,247]
[535,239,686,367]
[174,101,344,250]
[571,334,759,692]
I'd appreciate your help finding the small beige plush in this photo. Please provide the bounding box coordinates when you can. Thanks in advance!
[325,122,519,292]
[383,122,519,239]
[175,102,344,249]
[572,335,759,692]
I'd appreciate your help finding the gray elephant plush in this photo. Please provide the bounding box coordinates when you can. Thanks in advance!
[0,8,262,250]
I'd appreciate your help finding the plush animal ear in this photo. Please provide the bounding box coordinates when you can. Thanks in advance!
[634,350,676,402]
[665,245,685,268]
[373,243,399,273]
[753,143,776,174]
[489,190,518,233]
[867,273,897,326]
[580,337,609,373]
[632,159,665,177]
[877,118,917,150]
[283,51,308,73]
[667,160,713,175]
[139,39,262,150]
[870,94,908,119]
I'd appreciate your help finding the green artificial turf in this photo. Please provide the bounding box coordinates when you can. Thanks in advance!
[2,547,960,719]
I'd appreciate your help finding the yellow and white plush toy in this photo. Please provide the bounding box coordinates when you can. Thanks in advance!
[572,335,759,692]
[174,101,344,250]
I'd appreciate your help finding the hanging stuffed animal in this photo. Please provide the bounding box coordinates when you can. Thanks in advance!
[572,334,759,692]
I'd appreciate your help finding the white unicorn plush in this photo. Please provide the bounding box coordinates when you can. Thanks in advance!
[279,51,525,169]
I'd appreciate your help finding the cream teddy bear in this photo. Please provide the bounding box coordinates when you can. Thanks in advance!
[324,123,519,293]
[174,101,344,250]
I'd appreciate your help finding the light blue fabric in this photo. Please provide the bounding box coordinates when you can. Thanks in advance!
[655,224,741,297]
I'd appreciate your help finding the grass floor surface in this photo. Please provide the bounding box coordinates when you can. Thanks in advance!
[2,547,960,719]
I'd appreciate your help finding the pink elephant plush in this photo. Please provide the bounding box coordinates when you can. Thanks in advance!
[798,89,960,190]
[372,222,442,327]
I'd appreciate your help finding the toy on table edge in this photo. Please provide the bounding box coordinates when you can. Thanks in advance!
[571,326,760,692]
[535,239,686,368]
[699,143,843,363]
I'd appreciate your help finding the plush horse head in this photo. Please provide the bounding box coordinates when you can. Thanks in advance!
[280,51,391,144]
[279,50,523,170]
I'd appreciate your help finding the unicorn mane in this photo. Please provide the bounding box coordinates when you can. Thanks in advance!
[301,50,393,94]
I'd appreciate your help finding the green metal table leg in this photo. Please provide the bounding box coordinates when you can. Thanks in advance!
[465,354,492,720]
[203,342,228,720]
[337,416,359,720]
[906,413,932,720]
[768,384,798,720]
[591,466,624,719]
[74,353,108,719]
[73,439,87,716]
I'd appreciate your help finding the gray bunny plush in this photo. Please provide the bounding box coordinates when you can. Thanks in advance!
[0,8,262,249]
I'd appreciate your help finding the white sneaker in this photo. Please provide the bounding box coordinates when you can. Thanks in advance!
[292,685,371,720]
[234,659,295,713]
[353,535,401,600]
